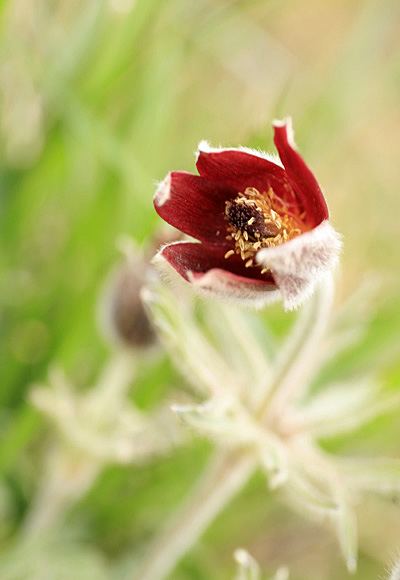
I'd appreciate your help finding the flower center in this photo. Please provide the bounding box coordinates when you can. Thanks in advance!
[224,187,304,270]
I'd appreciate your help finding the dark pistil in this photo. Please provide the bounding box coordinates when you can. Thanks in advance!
[226,201,280,240]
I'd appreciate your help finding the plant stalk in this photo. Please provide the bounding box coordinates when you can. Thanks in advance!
[135,274,336,580]
[256,273,334,421]
[134,449,256,580]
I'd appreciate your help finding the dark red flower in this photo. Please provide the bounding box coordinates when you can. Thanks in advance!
[153,118,341,310]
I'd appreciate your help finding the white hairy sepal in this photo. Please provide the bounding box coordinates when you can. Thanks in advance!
[197,140,283,168]
[153,242,281,309]
[233,550,289,580]
[283,463,357,573]
[256,220,342,311]
[233,549,261,580]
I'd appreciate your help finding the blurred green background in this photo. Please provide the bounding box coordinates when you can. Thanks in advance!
[1,0,400,578]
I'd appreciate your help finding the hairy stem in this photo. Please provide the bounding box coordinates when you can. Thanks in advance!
[255,272,334,421]
[22,447,99,535]
[134,449,256,580]
[135,274,335,580]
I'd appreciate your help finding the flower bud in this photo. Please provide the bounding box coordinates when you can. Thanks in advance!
[98,241,157,349]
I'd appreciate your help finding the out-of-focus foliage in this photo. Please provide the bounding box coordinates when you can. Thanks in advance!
[1,1,400,579]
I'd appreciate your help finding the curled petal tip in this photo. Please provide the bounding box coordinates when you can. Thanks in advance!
[195,140,208,161]
[272,116,292,128]
[197,139,211,152]
[272,116,296,150]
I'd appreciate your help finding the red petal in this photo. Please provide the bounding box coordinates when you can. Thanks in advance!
[196,146,294,205]
[159,242,276,285]
[154,172,235,246]
[273,119,329,226]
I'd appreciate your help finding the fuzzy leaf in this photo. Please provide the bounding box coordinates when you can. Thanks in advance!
[336,458,400,494]
[289,382,400,439]
[283,467,339,517]
[172,401,246,444]
[142,284,244,398]
[335,498,358,574]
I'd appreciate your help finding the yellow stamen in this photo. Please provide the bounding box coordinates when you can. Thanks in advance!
[224,186,306,274]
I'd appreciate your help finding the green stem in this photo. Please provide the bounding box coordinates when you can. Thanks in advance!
[134,449,256,580]
[255,273,334,421]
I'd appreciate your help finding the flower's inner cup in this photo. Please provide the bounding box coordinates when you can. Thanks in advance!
[224,187,305,271]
